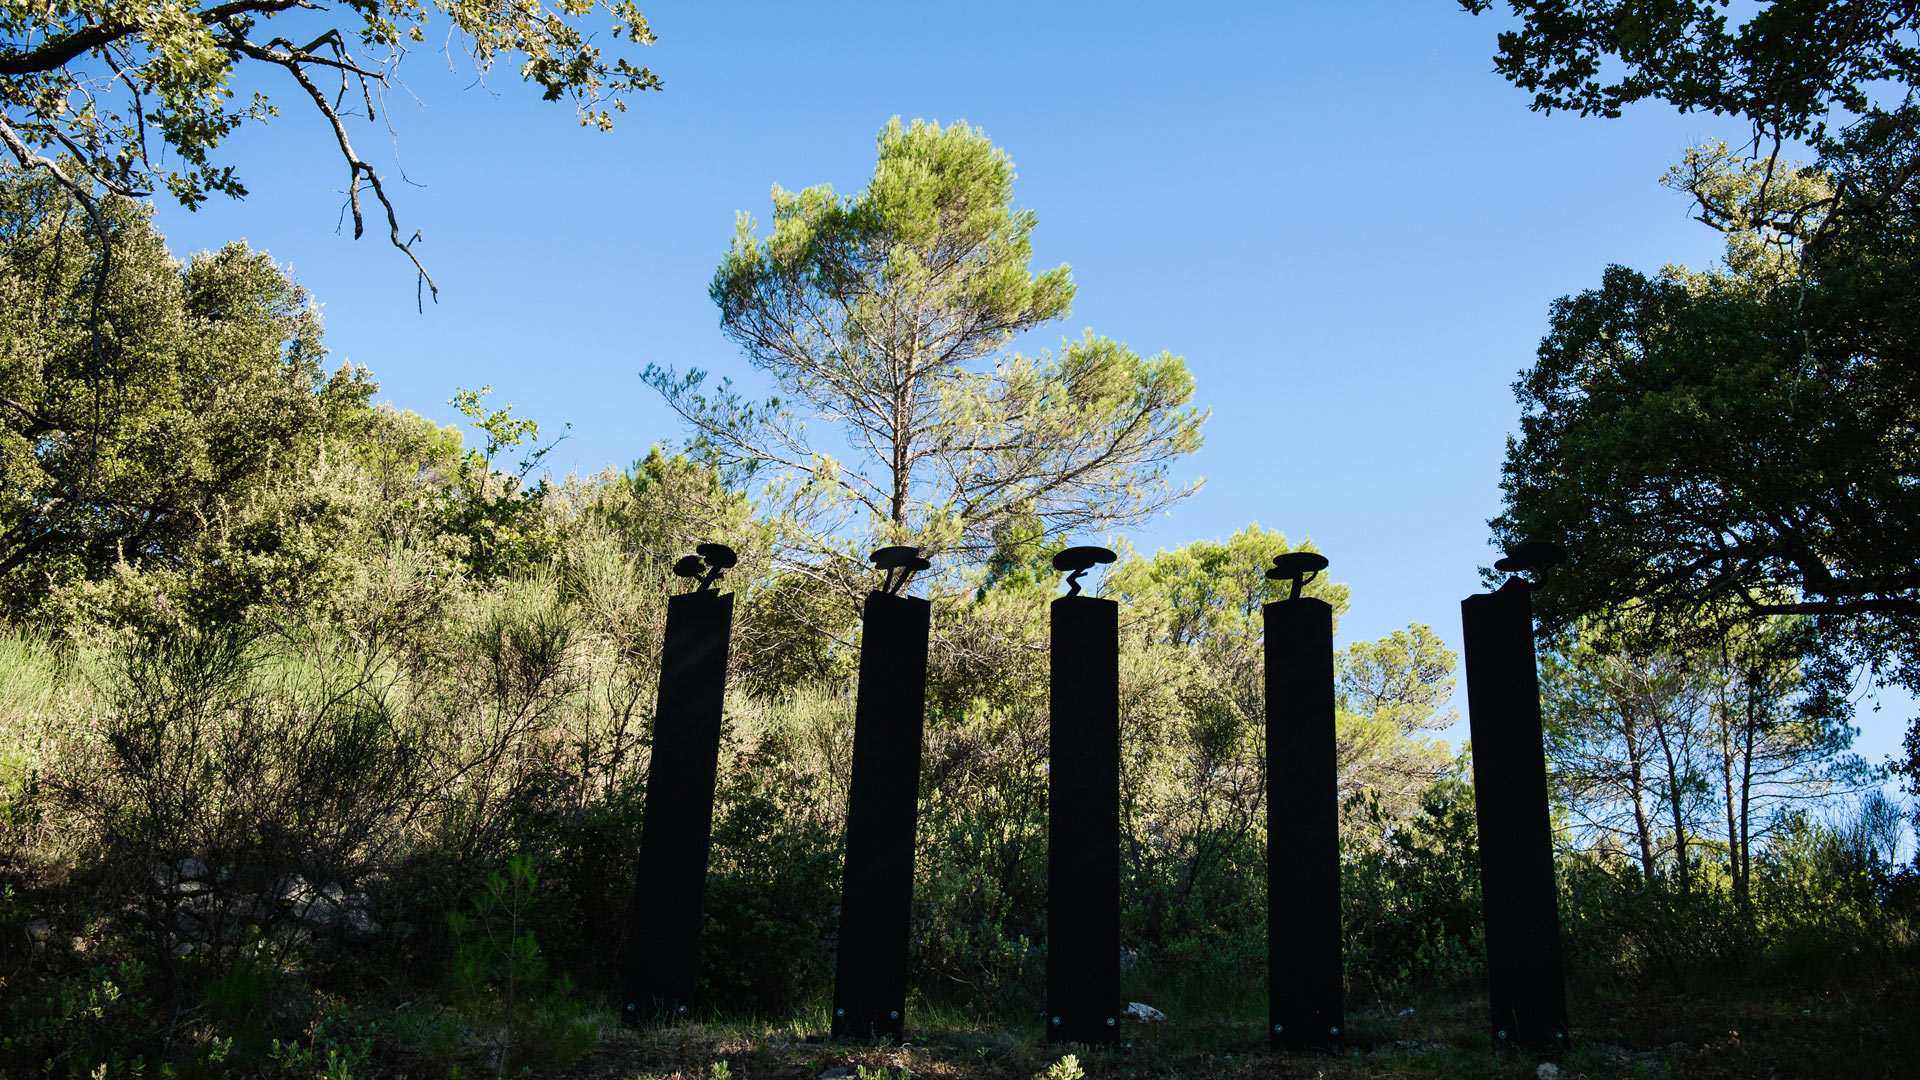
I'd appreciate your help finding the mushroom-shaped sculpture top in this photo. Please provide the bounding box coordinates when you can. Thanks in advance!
[870,545,931,596]
[870,545,930,572]
[673,541,739,591]
[1266,550,1329,601]
[1053,545,1117,597]
[1052,546,1118,574]
[1494,540,1568,576]
[1266,551,1328,582]
[696,542,739,570]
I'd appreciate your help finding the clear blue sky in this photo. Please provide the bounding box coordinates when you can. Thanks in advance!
[144,1,1911,775]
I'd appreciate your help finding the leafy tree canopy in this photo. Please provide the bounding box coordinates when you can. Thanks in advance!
[1462,4,1920,714]
[1105,525,1346,652]
[1492,144,1919,693]
[1,0,660,292]
[0,164,377,621]
[1456,1,1918,146]
[1457,3,1920,380]
[647,118,1206,592]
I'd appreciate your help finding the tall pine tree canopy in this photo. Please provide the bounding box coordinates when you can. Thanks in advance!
[646,119,1206,588]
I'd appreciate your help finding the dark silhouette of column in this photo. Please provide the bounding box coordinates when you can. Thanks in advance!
[832,547,932,1041]
[1047,545,1120,1043]
[1460,541,1570,1055]
[623,544,738,1024]
[1264,551,1343,1051]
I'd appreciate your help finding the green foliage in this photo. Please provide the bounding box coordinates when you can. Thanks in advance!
[1752,799,1912,945]
[0,960,161,1076]
[1463,2,1920,786]
[1493,242,1917,660]
[1558,855,1750,992]
[1336,624,1458,816]
[697,721,842,1016]
[0,0,659,290]
[1555,792,1920,993]
[263,1014,375,1080]
[1037,1055,1083,1080]
[1490,145,1920,810]
[1456,1,1916,146]
[1340,625,1457,734]
[198,953,285,1065]
[1342,780,1486,1002]
[1106,525,1348,649]
[1540,613,1867,906]
[0,166,377,626]
[649,117,1205,574]
[602,447,757,567]
[439,388,570,582]
[54,624,432,932]
[3,159,1911,1070]
[446,853,595,1074]
[0,629,62,848]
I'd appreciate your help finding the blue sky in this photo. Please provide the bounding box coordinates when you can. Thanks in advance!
[143,1,1910,774]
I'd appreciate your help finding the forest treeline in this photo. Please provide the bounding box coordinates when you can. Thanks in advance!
[1,124,1913,1076]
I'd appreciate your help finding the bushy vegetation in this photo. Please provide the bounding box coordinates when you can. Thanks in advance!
[3,138,1915,1078]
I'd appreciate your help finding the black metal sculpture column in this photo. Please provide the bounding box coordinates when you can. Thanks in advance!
[1460,541,1570,1055]
[623,544,739,1024]
[831,546,933,1041]
[1047,546,1121,1043]
[1264,552,1344,1051]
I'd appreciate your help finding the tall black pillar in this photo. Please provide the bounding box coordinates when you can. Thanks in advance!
[1265,593,1343,1051]
[1047,592,1120,1043]
[623,586,734,1022]
[831,589,931,1040]
[1461,577,1569,1054]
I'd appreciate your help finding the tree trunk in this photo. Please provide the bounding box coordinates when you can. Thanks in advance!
[1736,695,1758,909]
[1623,712,1658,883]
[1643,684,1696,899]
[891,340,917,532]
[1716,684,1743,909]
[1658,724,1690,897]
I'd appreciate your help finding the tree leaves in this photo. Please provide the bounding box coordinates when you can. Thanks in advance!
[0,166,376,621]
[1,0,661,290]
[652,118,1206,589]
[1458,1,1920,145]
[1494,138,1920,694]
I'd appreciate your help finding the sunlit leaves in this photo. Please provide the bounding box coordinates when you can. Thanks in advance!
[1458,1,1920,146]
[0,166,378,621]
[655,118,1205,583]
[0,0,659,213]
[1494,146,1920,690]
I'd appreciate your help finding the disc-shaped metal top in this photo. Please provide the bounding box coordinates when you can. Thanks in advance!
[1053,546,1117,573]
[1266,551,1329,582]
[696,542,739,570]
[1494,540,1568,575]
[869,545,931,572]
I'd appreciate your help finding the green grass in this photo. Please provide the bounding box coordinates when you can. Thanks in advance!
[554,968,1918,1080]
[3,941,1913,1078]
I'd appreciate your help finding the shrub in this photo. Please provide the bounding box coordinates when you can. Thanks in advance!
[446,853,595,1074]
[1341,781,1485,1003]
[698,718,842,1016]
[0,961,163,1076]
